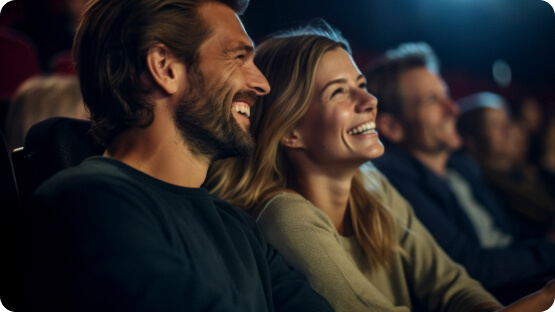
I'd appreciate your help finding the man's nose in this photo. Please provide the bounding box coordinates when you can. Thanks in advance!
[444,97,459,116]
[245,64,270,96]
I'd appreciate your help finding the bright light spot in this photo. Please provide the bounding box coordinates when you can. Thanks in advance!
[542,0,555,15]
[0,1,13,13]
[492,59,511,87]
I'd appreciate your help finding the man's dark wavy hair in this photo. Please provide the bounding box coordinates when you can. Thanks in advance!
[73,0,249,146]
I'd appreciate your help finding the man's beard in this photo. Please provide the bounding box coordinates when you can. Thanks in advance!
[173,69,257,162]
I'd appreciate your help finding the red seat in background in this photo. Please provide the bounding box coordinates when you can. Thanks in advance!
[0,26,41,101]
[50,50,75,76]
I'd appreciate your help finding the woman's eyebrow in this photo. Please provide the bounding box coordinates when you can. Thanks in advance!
[320,75,365,95]
[320,78,347,95]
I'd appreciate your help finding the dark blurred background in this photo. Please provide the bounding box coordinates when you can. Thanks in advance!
[241,0,555,109]
[1,0,554,123]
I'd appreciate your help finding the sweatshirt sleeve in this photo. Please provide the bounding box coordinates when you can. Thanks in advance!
[29,180,226,311]
[257,193,410,312]
[366,166,500,312]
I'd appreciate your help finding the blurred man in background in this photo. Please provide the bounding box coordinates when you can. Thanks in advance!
[367,42,555,303]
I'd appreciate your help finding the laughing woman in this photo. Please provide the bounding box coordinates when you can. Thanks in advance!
[206,25,555,312]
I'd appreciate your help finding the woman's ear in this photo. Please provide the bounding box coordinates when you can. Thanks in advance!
[280,129,305,149]
[146,44,183,95]
[376,113,405,143]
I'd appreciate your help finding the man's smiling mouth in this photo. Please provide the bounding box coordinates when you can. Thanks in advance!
[232,102,250,117]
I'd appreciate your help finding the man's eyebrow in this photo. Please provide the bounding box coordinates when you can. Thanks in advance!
[225,44,254,54]
[320,75,365,95]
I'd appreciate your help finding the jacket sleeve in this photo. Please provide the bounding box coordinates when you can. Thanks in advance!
[379,168,555,289]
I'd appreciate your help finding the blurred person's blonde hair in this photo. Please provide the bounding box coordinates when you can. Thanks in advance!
[207,24,399,270]
[5,75,88,152]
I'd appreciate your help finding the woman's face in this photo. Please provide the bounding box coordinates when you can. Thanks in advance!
[293,48,383,167]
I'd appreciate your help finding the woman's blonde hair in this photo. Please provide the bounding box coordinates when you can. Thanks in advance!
[207,24,398,269]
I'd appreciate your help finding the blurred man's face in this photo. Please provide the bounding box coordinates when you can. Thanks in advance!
[398,67,462,155]
[173,1,270,160]
[480,107,514,162]
[520,98,543,134]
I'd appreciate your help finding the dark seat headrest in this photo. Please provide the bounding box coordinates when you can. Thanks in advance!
[15,117,104,202]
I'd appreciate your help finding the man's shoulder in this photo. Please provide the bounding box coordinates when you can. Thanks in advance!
[34,157,131,196]
[373,146,415,170]
[447,151,483,182]
[210,194,260,227]
[372,148,423,187]
[30,157,162,213]
[369,150,451,212]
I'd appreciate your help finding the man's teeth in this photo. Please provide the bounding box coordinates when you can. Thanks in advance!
[348,122,376,135]
[233,104,250,117]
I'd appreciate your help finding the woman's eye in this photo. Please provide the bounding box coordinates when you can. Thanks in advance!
[359,83,368,90]
[331,88,347,98]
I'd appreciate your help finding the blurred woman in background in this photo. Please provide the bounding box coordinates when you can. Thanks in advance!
[4,75,88,152]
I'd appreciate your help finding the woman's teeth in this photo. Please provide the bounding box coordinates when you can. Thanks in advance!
[348,122,376,135]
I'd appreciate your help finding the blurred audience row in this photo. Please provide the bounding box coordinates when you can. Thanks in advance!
[1,0,88,132]
[458,92,555,240]
[364,42,555,304]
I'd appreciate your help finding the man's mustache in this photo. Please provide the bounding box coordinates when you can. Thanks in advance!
[232,91,258,107]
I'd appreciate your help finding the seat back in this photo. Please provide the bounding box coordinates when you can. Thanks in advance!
[2,117,102,311]
[0,131,23,311]
[12,117,104,205]
[0,131,20,210]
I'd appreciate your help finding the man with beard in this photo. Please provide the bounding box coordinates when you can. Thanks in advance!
[366,42,555,303]
[26,0,333,311]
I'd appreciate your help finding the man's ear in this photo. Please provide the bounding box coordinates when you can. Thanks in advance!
[376,113,405,143]
[280,129,305,149]
[146,44,182,95]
